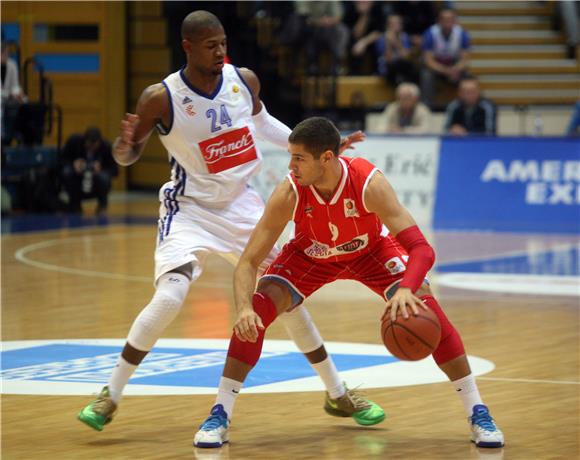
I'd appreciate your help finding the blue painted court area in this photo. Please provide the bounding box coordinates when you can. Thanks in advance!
[0,344,396,388]
[437,246,580,277]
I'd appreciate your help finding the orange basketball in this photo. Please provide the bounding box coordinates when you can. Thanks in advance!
[381,308,441,361]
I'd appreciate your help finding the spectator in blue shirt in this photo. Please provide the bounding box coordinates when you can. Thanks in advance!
[420,8,470,109]
[444,76,496,136]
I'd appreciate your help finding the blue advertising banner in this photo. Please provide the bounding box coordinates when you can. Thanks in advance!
[434,137,580,233]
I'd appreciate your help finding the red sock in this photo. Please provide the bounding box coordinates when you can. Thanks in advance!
[421,295,466,365]
[227,293,278,366]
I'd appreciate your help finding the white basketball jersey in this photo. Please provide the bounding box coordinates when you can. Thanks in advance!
[158,64,262,207]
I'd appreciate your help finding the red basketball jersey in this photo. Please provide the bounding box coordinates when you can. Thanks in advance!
[287,156,384,263]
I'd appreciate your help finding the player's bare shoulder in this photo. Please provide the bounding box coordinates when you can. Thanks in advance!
[136,83,169,116]
[237,67,260,95]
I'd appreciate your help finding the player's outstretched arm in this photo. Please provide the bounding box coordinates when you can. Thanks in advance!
[233,179,295,340]
[113,84,169,166]
[365,171,435,320]
[239,67,366,152]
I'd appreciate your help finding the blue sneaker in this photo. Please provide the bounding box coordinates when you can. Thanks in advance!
[470,404,504,448]
[194,404,229,448]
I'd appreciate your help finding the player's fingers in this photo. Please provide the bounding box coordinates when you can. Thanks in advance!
[390,303,399,322]
[234,325,246,342]
[409,301,421,316]
[256,316,264,330]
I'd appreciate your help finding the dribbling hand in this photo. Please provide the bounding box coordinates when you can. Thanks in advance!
[382,287,428,322]
[233,308,264,343]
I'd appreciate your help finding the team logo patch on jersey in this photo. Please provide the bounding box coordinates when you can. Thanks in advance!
[385,256,406,274]
[343,199,360,218]
[232,84,240,93]
[198,126,258,173]
[305,206,313,218]
[185,105,196,117]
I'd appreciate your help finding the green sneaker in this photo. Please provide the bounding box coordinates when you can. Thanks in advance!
[324,385,386,426]
[78,386,117,431]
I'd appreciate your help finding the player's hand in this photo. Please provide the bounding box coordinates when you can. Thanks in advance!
[233,308,264,343]
[339,130,366,153]
[116,113,139,152]
[382,287,428,322]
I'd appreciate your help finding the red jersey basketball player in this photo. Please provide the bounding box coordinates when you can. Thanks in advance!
[194,117,505,449]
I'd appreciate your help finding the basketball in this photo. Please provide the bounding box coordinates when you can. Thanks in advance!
[381,308,441,361]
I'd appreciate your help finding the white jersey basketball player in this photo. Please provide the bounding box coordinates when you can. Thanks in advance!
[78,11,382,443]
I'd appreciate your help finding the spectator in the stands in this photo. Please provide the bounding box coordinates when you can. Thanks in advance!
[444,76,497,136]
[344,0,385,74]
[420,8,470,109]
[1,41,25,146]
[392,1,438,49]
[565,101,580,136]
[375,14,418,86]
[61,127,118,214]
[381,82,432,134]
[296,0,350,75]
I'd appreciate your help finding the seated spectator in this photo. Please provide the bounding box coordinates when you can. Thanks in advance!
[61,127,118,214]
[392,1,438,50]
[565,101,580,136]
[295,0,350,75]
[375,14,418,86]
[381,82,432,134]
[420,8,470,109]
[444,76,496,136]
[1,41,26,146]
[344,0,385,75]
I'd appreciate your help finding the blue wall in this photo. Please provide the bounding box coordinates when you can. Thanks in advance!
[433,137,580,234]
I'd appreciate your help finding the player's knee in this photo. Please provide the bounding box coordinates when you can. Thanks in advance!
[278,305,323,353]
[421,295,466,365]
[257,279,293,313]
[432,327,465,365]
[127,272,189,350]
[227,292,278,367]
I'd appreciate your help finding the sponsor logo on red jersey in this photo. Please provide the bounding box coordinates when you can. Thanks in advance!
[198,126,258,173]
[304,234,369,259]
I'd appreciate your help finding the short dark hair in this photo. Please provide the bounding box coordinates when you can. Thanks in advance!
[181,10,223,40]
[289,117,341,158]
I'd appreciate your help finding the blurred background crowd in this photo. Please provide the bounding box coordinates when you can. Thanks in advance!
[1,1,579,216]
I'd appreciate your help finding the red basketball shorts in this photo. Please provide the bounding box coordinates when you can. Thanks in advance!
[262,235,419,307]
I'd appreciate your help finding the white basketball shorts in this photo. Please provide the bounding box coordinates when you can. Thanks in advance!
[154,183,277,285]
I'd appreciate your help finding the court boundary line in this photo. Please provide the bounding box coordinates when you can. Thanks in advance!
[14,233,230,288]
[478,376,579,385]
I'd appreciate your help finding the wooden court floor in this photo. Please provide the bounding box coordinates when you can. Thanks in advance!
[1,197,579,460]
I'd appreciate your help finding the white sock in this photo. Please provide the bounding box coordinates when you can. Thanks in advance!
[452,373,483,417]
[107,356,138,404]
[215,376,242,419]
[312,357,345,399]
